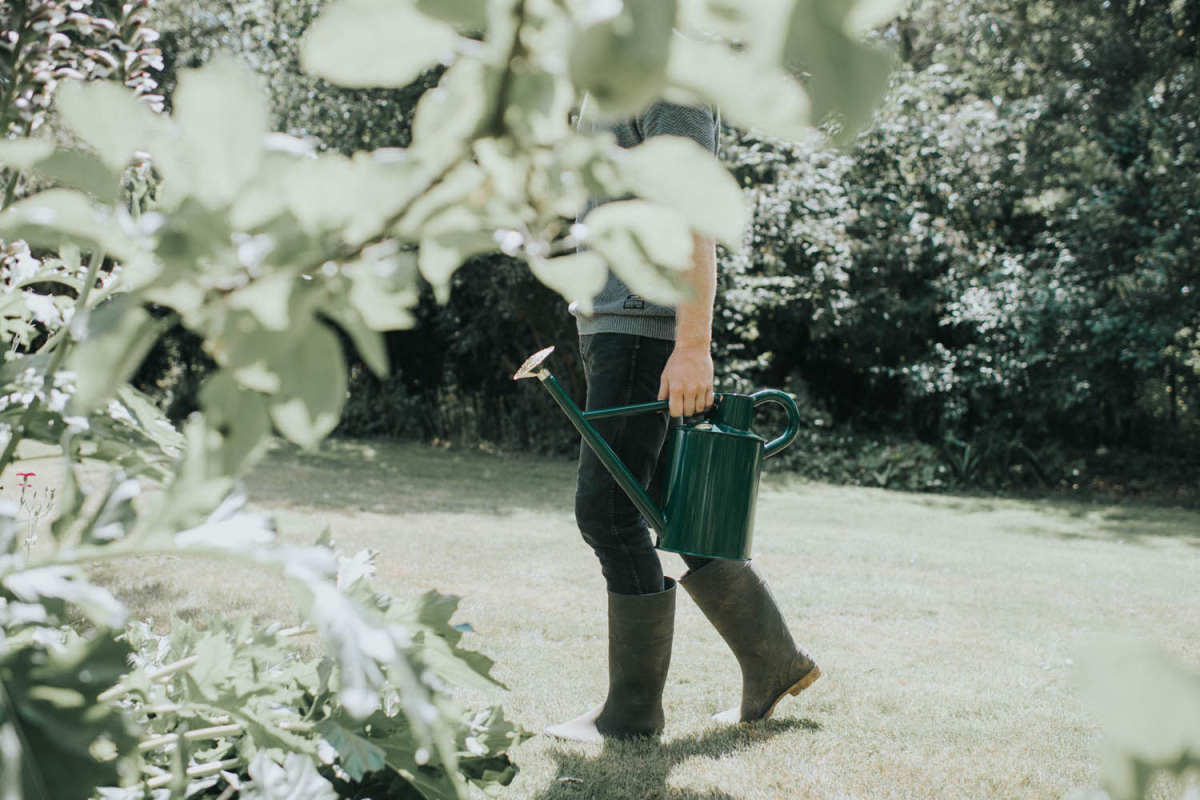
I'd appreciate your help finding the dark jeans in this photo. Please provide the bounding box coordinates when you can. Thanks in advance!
[575,333,713,595]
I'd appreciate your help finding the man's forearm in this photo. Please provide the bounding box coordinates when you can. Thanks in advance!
[675,232,717,350]
[657,232,717,417]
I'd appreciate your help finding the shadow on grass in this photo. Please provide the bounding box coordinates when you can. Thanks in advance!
[244,439,575,516]
[533,718,820,799]
[908,492,1200,548]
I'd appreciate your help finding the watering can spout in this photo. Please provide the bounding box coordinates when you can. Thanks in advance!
[513,346,668,533]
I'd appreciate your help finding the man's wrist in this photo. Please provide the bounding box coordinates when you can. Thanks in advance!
[674,336,712,354]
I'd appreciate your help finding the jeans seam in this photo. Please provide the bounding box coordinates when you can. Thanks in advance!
[606,336,644,595]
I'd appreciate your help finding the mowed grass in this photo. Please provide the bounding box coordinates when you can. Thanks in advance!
[19,437,1199,799]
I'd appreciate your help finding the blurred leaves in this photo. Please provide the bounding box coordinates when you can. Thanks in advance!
[0,633,138,800]
[268,322,348,450]
[301,0,460,89]
[782,0,899,136]
[1078,638,1200,800]
[570,0,677,119]
[620,135,746,247]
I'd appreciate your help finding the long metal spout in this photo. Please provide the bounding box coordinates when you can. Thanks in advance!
[513,348,668,534]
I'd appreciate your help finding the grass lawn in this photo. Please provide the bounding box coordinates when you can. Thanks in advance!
[19,437,1199,799]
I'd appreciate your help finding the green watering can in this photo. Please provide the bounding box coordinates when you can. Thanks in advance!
[514,346,802,560]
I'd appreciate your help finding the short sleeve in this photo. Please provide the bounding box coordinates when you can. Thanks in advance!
[637,101,719,155]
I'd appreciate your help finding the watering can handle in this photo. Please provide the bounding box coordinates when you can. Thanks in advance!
[581,399,670,421]
[751,390,801,459]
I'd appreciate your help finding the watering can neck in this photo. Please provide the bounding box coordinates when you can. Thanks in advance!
[707,393,755,432]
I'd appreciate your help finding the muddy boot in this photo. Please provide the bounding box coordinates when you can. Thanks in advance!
[545,578,676,742]
[680,560,819,724]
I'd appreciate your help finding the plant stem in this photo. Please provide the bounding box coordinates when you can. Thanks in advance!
[145,758,240,790]
[0,119,30,210]
[138,724,243,752]
[96,655,200,704]
[1,167,21,212]
[136,717,313,755]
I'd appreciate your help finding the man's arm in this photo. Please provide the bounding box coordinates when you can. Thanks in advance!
[658,232,717,417]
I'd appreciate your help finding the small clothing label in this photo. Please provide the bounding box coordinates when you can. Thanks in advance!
[623,295,646,310]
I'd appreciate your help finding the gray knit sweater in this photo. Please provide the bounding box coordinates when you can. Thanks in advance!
[573,100,720,341]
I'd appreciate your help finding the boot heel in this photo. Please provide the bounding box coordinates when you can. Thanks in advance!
[789,664,821,696]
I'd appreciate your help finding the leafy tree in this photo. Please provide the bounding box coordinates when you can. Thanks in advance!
[718,0,1199,489]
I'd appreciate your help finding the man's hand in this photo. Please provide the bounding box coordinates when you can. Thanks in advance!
[659,343,715,418]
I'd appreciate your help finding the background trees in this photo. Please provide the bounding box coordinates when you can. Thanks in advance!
[137,0,1200,495]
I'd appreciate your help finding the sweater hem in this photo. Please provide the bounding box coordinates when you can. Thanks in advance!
[576,314,676,341]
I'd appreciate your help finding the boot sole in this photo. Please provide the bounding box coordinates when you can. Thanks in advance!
[758,664,823,723]
[715,664,822,725]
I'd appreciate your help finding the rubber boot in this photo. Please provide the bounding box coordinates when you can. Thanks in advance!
[680,560,819,724]
[545,578,676,742]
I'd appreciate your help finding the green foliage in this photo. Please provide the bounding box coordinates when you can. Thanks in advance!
[300,0,459,90]
[715,0,1200,491]
[336,257,588,454]
[569,0,676,119]
[774,424,948,492]
[102,555,530,799]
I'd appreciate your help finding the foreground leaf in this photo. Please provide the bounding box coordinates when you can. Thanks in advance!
[268,322,348,449]
[241,753,338,800]
[667,36,812,141]
[155,56,269,209]
[782,0,899,136]
[56,80,162,172]
[0,190,138,263]
[620,135,746,246]
[302,0,459,89]
[316,720,388,781]
[68,298,173,414]
[569,0,678,118]
[1077,637,1200,800]
[0,634,139,800]
[583,200,693,303]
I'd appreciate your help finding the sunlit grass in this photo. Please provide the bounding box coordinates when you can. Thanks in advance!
[23,437,1198,799]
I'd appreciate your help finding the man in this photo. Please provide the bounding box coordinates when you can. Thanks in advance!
[547,100,820,742]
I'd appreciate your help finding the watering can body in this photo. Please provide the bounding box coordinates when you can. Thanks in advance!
[514,347,800,561]
[656,411,766,560]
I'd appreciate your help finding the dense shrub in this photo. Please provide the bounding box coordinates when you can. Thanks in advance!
[716,0,1199,491]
